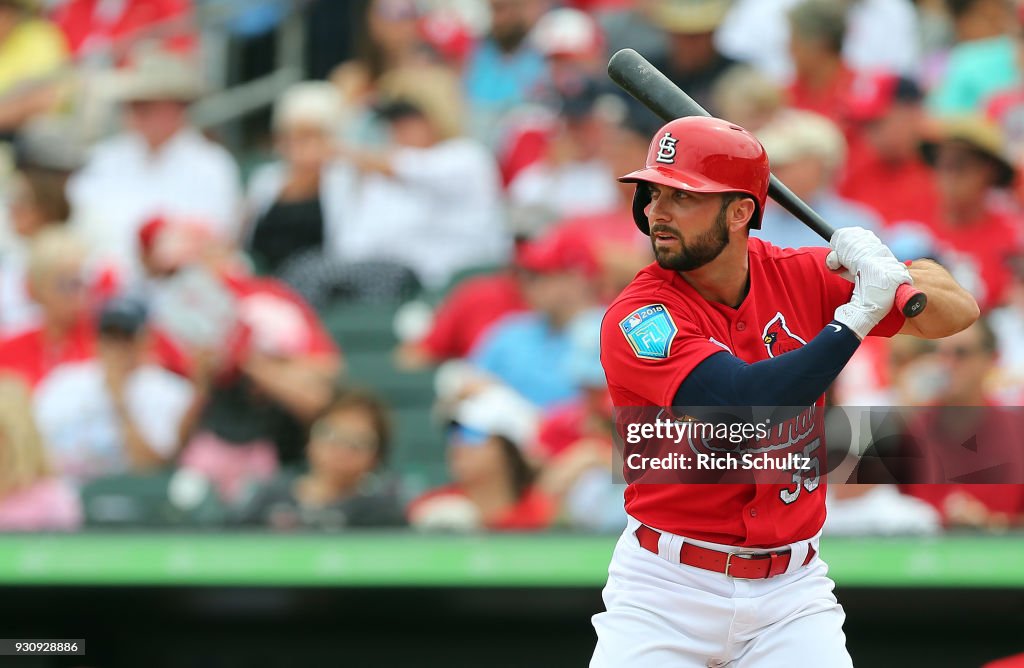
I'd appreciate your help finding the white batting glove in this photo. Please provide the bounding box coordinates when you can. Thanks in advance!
[826,227,898,282]
[834,256,913,339]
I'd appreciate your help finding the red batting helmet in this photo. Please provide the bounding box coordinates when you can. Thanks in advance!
[619,116,770,233]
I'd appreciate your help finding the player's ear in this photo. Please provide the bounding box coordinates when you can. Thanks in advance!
[727,197,756,233]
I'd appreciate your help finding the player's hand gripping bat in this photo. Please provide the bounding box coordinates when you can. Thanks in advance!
[607,48,927,318]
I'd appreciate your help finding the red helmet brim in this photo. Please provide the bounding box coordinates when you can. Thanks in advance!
[618,166,727,194]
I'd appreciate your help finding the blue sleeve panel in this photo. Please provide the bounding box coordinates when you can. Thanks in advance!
[673,320,862,409]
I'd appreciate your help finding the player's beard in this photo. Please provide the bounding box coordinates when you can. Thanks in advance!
[651,204,730,272]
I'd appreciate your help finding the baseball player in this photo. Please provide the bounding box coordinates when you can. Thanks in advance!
[592,117,979,667]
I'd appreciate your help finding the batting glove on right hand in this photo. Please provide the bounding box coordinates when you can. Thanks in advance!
[826,227,898,282]
[834,256,913,339]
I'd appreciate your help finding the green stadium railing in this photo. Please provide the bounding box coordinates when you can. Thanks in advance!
[0,533,1022,588]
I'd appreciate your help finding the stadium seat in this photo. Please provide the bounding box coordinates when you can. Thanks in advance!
[321,300,403,351]
[80,471,227,528]
[320,297,447,490]
[424,263,505,305]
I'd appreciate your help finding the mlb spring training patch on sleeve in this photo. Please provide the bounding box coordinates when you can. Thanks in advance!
[619,304,678,360]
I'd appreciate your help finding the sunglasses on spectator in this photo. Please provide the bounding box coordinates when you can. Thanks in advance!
[447,424,491,448]
[53,275,85,294]
[375,0,417,20]
[310,422,379,453]
[934,151,992,174]
[935,345,990,360]
[99,327,141,341]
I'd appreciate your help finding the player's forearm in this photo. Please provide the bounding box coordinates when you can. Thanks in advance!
[334,144,397,177]
[112,400,168,469]
[899,260,980,339]
[674,321,861,409]
[241,354,340,423]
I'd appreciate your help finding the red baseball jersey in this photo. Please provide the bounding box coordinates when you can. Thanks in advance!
[600,237,905,548]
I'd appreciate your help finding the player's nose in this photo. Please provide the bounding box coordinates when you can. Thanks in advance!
[646,195,672,224]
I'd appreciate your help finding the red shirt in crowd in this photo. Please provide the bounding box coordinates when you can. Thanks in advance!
[926,208,1022,312]
[54,0,196,58]
[217,272,339,369]
[985,89,1024,203]
[498,120,551,187]
[900,403,1024,524]
[408,485,555,531]
[547,207,652,301]
[551,207,648,258]
[788,65,858,124]
[533,389,615,461]
[0,317,189,388]
[0,319,95,388]
[838,144,941,228]
[416,272,527,361]
[985,88,1024,148]
[534,401,591,460]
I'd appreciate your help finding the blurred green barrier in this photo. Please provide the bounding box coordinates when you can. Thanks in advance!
[0,533,1022,588]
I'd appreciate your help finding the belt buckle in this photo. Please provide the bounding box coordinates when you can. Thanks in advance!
[723,551,753,578]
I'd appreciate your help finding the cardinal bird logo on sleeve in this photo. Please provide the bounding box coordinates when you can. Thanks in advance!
[761,312,807,358]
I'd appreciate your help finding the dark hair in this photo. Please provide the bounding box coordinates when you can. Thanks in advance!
[721,192,748,208]
[0,0,32,13]
[18,168,71,224]
[354,0,389,83]
[720,192,759,229]
[317,387,393,465]
[98,296,149,338]
[789,0,847,54]
[494,435,536,500]
[355,0,421,82]
[974,316,998,355]
[375,99,426,124]
[944,0,998,20]
[891,76,925,106]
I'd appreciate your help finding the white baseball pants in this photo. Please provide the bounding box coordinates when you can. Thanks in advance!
[591,516,854,667]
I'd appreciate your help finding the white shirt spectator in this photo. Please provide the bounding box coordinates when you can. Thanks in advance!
[336,138,508,289]
[825,485,941,535]
[508,159,620,223]
[34,360,194,482]
[716,0,920,82]
[844,0,920,76]
[67,127,241,280]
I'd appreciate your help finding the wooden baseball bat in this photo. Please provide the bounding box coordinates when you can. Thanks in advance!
[607,48,927,318]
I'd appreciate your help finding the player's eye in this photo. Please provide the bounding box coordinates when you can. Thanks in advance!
[648,186,660,200]
[673,190,689,201]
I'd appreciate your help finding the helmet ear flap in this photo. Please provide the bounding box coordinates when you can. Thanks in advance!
[747,199,763,230]
[632,184,651,235]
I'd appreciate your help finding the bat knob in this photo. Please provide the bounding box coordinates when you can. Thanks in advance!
[896,284,927,318]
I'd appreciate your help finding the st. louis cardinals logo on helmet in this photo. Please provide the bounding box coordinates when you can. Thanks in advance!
[655,132,678,164]
[762,312,807,357]
[618,117,771,233]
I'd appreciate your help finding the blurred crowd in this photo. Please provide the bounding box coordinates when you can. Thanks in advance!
[0,0,1022,535]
